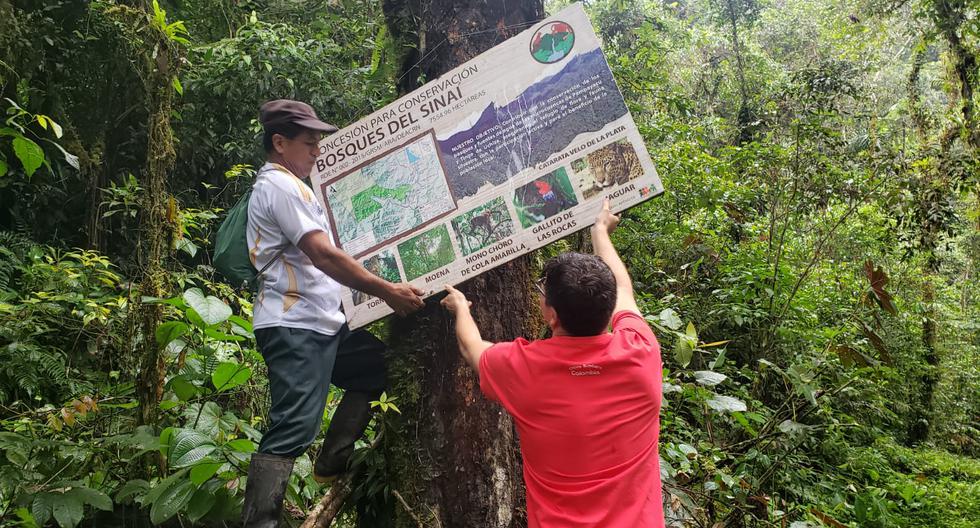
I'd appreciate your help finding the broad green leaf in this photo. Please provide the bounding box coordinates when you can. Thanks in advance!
[205,327,245,342]
[293,455,312,478]
[166,338,187,358]
[50,491,84,528]
[50,120,63,138]
[115,479,149,504]
[674,337,693,368]
[169,377,198,401]
[149,479,195,524]
[156,321,189,348]
[190,462,223,485]
[693,370,727,386]
[45,139,81,170]
[173,443,216,468]
[659,308,682,330]
[0,158,7,177]
[224,438,256,453]
[172,76,183,96]
[0,431,30,449]
[6,446,28,466]
[706,394,747,413]
[778,420,811,436]
[158,427,177,456]
[228,315,253,332]
[159,399,181,410]
[732,412,757,436]
[186,486,218,522]
[175,237,197,257]
[68,487,112,511]
[211,362,251,392]
[183,402,225,437]
[185,307,207,329]
[685,321,698,341]
[123,426,161,452]
[142,295,187,309]
[13,508,38,528]
[142,468,187,505]
[12,136,44,177]
[31,493,55,525]
[170,428,216,468]
[183,288,231,326]
[37,115,63,138]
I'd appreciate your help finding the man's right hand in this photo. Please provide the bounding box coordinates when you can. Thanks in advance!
[382,283,425,316]
[593,199,621,235]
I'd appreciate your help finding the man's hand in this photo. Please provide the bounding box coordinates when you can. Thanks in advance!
[440,285,471,315]
[382,283,425,316]
[440,284,490,372]
[593,198,621,235]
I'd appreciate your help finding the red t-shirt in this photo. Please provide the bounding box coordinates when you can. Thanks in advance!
[480,311,664,528]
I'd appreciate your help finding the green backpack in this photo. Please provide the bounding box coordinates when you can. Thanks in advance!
[213,188,280,289]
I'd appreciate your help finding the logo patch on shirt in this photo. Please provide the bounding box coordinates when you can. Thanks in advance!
[569,363,602,376]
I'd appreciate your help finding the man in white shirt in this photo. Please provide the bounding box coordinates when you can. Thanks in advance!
[242,100,424,527]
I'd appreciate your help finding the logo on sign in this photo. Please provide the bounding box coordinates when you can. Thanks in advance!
[530,21,575,64]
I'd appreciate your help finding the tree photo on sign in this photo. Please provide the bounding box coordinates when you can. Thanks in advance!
[396,224,456,281]
[351,251,401,305]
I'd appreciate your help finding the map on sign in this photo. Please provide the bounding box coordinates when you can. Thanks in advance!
[323,132,456,258]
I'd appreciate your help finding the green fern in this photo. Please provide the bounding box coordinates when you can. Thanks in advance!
[0,231,33,293]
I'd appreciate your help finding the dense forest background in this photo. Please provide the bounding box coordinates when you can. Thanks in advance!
[0,0,977,527]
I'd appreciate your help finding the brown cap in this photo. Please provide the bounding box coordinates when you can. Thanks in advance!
[259,99,338,133]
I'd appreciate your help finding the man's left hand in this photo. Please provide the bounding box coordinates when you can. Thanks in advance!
[440,285,471,315]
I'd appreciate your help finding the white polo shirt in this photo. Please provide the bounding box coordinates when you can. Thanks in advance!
[246,162,345,336]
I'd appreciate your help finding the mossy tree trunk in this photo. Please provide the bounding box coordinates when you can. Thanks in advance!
[378,1,543,526]
[133,6,180,428]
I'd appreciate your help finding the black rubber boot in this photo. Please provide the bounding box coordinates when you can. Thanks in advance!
[242,453,294,528]
[314,390,376,482]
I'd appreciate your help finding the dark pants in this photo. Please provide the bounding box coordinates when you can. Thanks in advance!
[254,325,386,457]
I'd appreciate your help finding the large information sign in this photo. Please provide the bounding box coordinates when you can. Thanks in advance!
[312,2,664,328]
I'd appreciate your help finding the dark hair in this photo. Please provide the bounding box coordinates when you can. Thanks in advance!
[263,122,307,152]
[541,252,617,336]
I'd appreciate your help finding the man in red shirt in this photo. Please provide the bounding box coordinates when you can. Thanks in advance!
[441,199,664,527]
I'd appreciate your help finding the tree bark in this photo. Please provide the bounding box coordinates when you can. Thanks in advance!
[377,1,544,526]
[905,38,942,444]
[931,0,979,151]
[134,10,179,427]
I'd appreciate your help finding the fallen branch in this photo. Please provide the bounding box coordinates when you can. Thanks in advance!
[301,431,383,528]
[391,488,425,528]
[300,473,354,528]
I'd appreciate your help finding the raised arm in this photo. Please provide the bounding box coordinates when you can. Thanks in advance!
[298,231,424,316]
[590,199,640,315]
[440,285,493,372]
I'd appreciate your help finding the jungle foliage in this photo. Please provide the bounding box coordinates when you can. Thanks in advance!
[0,0,977,527]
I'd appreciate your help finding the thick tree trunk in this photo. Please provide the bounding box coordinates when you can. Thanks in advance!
[932,0,979,151]
[377,2,544,526]
[905,44,943,444]
[135,18,179,427]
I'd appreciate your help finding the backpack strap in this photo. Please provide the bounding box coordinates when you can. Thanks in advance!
[252,164,295,284]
